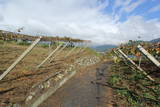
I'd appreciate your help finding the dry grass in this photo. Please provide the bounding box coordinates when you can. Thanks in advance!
[0,41,91,105]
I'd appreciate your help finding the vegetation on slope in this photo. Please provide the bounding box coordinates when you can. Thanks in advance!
[104,41,160,107]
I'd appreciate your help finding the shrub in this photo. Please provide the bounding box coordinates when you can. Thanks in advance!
[17,41,31,46]
[40,44,49,48]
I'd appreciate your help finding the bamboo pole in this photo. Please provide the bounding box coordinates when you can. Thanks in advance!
[0,37,41,80]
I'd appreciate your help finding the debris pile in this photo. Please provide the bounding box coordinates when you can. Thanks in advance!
[75,56,100,66]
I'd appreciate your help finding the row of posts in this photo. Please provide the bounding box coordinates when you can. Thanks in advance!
[0,36,89,80]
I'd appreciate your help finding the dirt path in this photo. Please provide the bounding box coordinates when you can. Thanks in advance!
[39,62,112,107]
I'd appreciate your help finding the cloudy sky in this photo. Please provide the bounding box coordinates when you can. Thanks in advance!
[0,0,159,45]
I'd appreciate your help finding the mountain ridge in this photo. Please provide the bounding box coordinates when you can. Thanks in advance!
[91,44,117,52]
[150,38,160,43]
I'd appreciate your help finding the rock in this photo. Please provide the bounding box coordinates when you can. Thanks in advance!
[75,56,100,66]
[26,95,33,102]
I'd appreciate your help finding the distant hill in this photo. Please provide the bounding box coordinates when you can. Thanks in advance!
[150,38,160,43]
[91,44,117,52]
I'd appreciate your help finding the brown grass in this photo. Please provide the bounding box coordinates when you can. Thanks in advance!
[0,41,92,105]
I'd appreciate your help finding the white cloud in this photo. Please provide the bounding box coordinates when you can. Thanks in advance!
[0,0,159,45]
[114,0,132,8]
[123,0,146,13]
[113,0,146,22]
[149,4,160,13]
[118,16,160,41]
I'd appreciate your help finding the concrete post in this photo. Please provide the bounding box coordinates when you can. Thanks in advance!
[65,46,77,58]
[49,43,68,63]
[137,45,160,68]
[37,43,63,68]
[0,37,41,80]
[118,49,154,81]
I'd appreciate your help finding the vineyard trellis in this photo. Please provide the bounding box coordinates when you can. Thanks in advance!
[0,30,90,81]
[0,30,87,43]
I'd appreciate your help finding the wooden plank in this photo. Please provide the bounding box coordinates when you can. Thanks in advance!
[118,49,154,81]
[0,37,41,80]
[37,43,63,68]
[137,45,160,68]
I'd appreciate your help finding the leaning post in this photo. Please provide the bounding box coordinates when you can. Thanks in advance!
[79,42,88,53]
[0,36,42,80]
[37,43,63,68]
[118,48,154,81]
[65,46,77,58]
[137,45,160,68]
[49,43,68,63]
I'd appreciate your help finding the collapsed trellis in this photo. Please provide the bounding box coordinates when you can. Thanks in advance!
[113,45,160,82]
[0,30,91,80]
[111,44,160,105]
